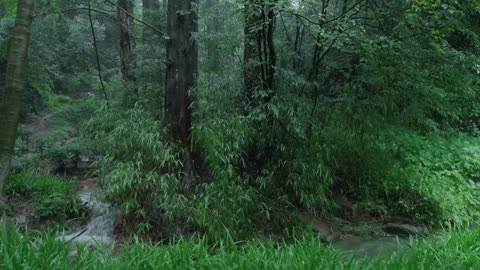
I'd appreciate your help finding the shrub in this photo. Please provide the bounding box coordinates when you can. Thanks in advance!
[317,120,480,225]
[85,106,186,234]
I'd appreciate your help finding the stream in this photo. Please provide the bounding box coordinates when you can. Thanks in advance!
[333,235,409,258]
[60,189,410,258]
[59,189,116,246]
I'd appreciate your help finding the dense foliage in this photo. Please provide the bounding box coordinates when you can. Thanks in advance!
[1,0,480,249]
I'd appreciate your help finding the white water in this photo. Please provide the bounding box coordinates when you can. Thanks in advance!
[59,190,116,246]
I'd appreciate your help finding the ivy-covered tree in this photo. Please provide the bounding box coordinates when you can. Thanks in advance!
[0,0,34,209]
[118,0,136,84]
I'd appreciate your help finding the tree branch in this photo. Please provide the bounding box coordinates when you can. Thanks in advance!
[291,0,367,27]
[87,0,109,107]
[34,7,116,20]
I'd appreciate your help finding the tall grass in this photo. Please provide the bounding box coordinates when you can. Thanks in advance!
[1,226,480,269]
[6,171,81,220]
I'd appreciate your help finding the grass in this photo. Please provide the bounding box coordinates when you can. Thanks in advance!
[6,171,82,220]
[1,226,480,269]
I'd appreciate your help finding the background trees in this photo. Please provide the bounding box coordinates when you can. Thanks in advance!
[1,0,479,242]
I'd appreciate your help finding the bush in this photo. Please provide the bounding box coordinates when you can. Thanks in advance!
[315,120,480,225]
[85,106,186,234]
[384,132,480,224]
[6,171,81,219]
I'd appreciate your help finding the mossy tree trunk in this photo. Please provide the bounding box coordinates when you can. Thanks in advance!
[0,0,34,208]
[118,0,136,84]
[165,0,199,185]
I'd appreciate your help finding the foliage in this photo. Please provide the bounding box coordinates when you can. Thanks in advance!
[4,227,480,269]
[13,98,98,172]
[4,0,480,244]
[6,171,81,219]
[84,106,186,234]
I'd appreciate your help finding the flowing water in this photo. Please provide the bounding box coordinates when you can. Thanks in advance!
[60,189,410,258]
[333,235,410,258]
[59,190,116,246]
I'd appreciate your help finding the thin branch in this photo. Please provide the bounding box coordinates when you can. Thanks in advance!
[34,7,116,20]
[64,227,88,244]
[292,0,367,27]
[87,0,109,107]
[34,3,166,39]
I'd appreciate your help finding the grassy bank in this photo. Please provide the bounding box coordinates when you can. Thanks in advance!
[1,227,479,269]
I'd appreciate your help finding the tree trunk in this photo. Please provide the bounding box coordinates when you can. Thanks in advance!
[118,0,136,83]
[165,0,199,185]
[0,0,34,208]
[243,0,277,107]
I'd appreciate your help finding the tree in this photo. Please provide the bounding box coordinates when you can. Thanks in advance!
[0,0,34,208]
[243,0,277,107]
[165,0,199,185]
[118,0,136,84]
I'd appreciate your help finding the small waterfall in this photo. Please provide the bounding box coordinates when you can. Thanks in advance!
[60,190,116,246]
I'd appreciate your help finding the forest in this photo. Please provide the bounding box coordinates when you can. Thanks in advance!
[0,0,480,268]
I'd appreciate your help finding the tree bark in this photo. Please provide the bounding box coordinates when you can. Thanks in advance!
[243,0,277,107]
[118,0,136,83]
[0,0,34,208]
[165,0,199,185]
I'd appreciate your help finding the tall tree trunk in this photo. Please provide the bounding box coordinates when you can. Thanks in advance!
[0,0,34,209]
[118,0,136,83]
[243,0,277,107]
[165,0,199,185]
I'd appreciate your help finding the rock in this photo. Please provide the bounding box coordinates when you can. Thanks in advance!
[79,154,90,163]
[302,215,340,243]
[16,215,27,224]
[383,223,428,236]
[77,154,91,169]
[10,159,23,170]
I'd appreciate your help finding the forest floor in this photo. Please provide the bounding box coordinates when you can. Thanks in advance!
[6,109,439,259]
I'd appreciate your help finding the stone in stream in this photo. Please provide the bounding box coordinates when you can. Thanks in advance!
[301,215,340,243]
[10,159,22,170]
[383,223,429,236]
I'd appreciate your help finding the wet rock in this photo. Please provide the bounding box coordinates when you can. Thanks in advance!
[383,223,428,236]
[10,159,22,170]
[16,215,27,224]
[302,215,340,243]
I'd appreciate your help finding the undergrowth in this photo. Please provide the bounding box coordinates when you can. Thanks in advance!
[2,226,480,269]
[6,171,81,220]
